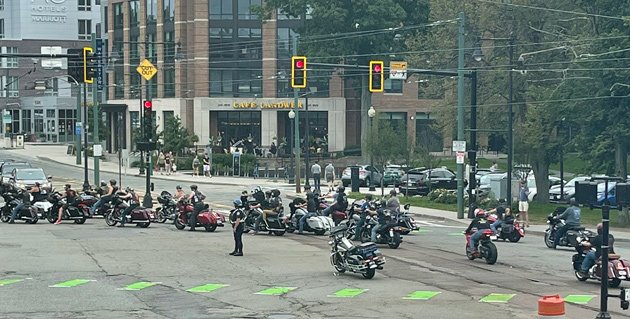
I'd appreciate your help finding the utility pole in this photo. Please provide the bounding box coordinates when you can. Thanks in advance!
[75,82,82,165]
[292,35,301,193]
[92,34,100,184]
[468,70,478,216]
[82,81,90,191]
[456,12,465,219]
[507,36,514,204]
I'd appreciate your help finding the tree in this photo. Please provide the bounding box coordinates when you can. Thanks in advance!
[365,117,406,186]
[161,116,199,156]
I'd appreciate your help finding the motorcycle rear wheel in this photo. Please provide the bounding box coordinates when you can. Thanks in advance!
[139,222,150,228]
[362,268,376,279]
[0,213,9,223]
[74,218,87,224]
[575,271,589,282]
[466,247,475,260]
[205,224,217,232]
[273,230,285,236]
[544,231,554,248]
[332,254,345,273]
[484,242,498,265]
[388,232,401,249]
[508,231,521,243]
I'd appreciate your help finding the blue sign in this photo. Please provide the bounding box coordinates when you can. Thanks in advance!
[95,39,104,91]
[75,122,82,135]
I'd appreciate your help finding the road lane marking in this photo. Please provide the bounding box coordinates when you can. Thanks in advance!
[187,283,229,293]
[403,291,441,300]
[448,232,465,236]
[564,295,596,304]
[255,287,297,296]
[119,281,161,291]
[479,293,515,303]
[0,279,24,286]
[49,279,95,288]
[328,288,368,298]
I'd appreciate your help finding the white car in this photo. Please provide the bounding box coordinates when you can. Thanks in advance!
[527,175,564,201]
[548,176,590,202]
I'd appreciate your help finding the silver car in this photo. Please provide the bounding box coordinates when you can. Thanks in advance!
[9,168,53,192]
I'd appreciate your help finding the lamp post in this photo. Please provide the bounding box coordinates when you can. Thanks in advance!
[82,81,90,191]
[288,110,296,184]
[368,106,376,192]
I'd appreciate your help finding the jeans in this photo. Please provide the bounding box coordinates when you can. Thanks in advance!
[580,251,597,272]
[189,202,205,229]
[120,203,138,224]
[91,195,111,214]
[371,223,385,242]
[233,226,244,253]
[353,217,366,241]
[299,212,316,233]
[554,224,572,247]
[469,230,484,251]
[313,173,321,193]
[10,203,25,221]
[321,205,333,217]
[490,220,502,233]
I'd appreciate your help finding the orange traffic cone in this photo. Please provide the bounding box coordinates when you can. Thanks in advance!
[538,295,566,318]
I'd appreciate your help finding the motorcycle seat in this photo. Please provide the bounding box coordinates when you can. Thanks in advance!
[570,226,585,231]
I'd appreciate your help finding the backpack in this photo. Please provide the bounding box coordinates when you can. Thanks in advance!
[196,191,206,201]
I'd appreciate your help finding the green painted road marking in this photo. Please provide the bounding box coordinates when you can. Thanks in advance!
[403,291,441,300]
[480,293,516,303]
[328,288,368,298]
[565,295,596,304]
[255,287,297,296]
[0,279,23,286]
[120,281,160,291]
[187,284,229,293]
[49,279,93,288]
[448,232,464,236]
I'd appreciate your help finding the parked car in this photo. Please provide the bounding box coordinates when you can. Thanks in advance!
[399,167,458,196]
[382,167,404,187]
[8,168,52,192]
[0,161,32,184]
[527,175,564,201]
[549,176,591,202]
[341,165,383,187]
[597,182,619,206]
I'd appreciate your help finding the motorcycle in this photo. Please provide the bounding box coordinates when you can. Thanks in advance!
[45,192,88,224]
[397,204,419,235]
[285,204,334,236]
[174,198,224,232]
[572,238,630,288]
[78,192,99,216]
[104,192,156,227]
[0,190,38,224]
[544,207,595,249]
[243,205,286,236]
[487,214,524,243]
[465,229,498,264]
[30,190,52,219]
[356,212,404,249]
[329,223,385,279]
[156,191,178,223]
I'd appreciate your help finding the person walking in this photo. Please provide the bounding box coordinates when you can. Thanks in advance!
[165,151,172,175]
[202,153,211,177]
[192,155,200,177]
[518,180,530,227]
[158,152,165,175]
[324,162,335,193]
[311,161,322,193]
[230,199,245,256]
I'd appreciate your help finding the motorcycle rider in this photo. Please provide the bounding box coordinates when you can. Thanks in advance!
[55,184,78,225]
[261,189,282,227]
[579,223,615,276]
[9,183,40,223]
[321,186,348,217]
[488,199,507,234]
[90,179,118,216]
[386,189,400,213]
[371,200,389,242]
[188,184,206,231]
[229,199,245,256]
[465,209,492,253]
[353,194,374,241]
[250,187,267,235]
[553,198,581,249]
[117,187,139,227]
[174,185,186,201]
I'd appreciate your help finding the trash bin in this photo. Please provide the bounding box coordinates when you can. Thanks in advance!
[351,166,360,193]
[15,134,24,148]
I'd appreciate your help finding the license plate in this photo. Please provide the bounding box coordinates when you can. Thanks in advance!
[490,235,497,240]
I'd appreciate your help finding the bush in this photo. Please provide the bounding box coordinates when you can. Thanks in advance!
[426,189,457,204]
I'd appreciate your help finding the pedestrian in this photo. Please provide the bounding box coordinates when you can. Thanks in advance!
[192,155,200,177]
[229,199,245,256]
[165,151,172,175]
[202,153,211,177]
[158,152,165,175]
[518,180,530,227]
[324,162,335,193]
[311,160,322,193]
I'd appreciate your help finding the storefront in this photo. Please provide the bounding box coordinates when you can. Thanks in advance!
[16,96,78,143]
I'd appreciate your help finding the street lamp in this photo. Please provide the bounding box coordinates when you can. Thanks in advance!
[288,110,296,184]
[368,106,376,192]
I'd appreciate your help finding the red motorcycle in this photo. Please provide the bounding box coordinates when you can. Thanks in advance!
[465,229,498,265]
[174,198,225,232]
[104,192,156,227]
[318,199,347,226]
[573,239,630,288]
[487,213,524,243]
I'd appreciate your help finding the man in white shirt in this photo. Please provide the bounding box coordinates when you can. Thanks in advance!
[311,161,322,193]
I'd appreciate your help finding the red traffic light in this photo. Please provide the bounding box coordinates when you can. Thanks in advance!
[373,64,382,73]
[295,59,304,69]
[144,100,152,109]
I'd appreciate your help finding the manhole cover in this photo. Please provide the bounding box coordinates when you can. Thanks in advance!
[267,314,296,319]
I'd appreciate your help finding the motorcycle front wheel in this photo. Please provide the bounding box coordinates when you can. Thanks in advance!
[362,268,376,279]
[332,253,345,273]
[388,232,401,249]
[575,271,588,282]
[156,208,168,223]
[544,231,555,248]
[484,242,498,265]
[46,210,56,223]
[205,224,217,232]
[105,212,118,226]
[609,278,621,288]
[174,217,186,230]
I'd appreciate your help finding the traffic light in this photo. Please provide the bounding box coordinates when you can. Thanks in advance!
[291,56,307,88]
[369,60,384,92]
[143,100,153,141]
[83,47,95,84]
[67,48,84,83]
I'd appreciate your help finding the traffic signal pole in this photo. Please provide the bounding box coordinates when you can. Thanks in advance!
[456,12,465,219]
[292,36,301,193]
[92,34,100,185]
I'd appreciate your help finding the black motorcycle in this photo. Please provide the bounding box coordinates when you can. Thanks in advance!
[243,206,286,236]
[357,211,404,249]
[397,204,418,235]
[544,207,595,249]
[329,224,385,279]
[0,190,38,224]
[156,191,177,223]
[45,192,88,224]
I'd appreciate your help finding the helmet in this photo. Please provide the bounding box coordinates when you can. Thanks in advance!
[271,189,280,197]
[233,199,243,207]
[64,184,72,189]
[252,186,262,194]
[337,186,345,193]
[475,208,486,217]
[390,189,397,196]
[190,185,198,190]
[176,185,182,190]
[100,180,107,187]
[35,182,41,186]
[109,179,117,186]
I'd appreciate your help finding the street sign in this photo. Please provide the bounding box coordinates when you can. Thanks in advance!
[389,61,408,80]
[41,46,63,68]
[93,144,102,157]
[95,39,104,91]
[456,152,465,164]
[75,122,82,135]
[452,140,466,152]
[136,59,158,81]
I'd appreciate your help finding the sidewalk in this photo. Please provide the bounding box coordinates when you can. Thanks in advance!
[5,143,630,242]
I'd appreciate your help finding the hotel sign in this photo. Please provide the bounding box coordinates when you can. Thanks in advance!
[233,101,304,109]
[31,0,69,23]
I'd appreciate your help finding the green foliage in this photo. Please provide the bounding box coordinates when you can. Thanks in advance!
[162,116,199,156]
[365,118,407,171]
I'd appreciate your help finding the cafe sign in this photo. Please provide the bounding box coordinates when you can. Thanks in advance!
[233,101,304,109]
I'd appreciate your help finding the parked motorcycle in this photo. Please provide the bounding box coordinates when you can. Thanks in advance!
[487,214,524,243]
[174,198,224,232]
[156,191,177,223]
[0,190,38,224]
[285,204,334,235]
[356,212,405,249]
[45,192,88,224]
[104,192,155,227]
[465,229,498,264]
[397,204,419,235]
[572,238,630,288]
[329,224,385,279]
[544,207,595,249]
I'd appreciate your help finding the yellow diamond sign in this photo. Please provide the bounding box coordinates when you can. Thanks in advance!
[136,59,158,81]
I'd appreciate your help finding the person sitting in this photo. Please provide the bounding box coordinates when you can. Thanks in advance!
[579,223,615,276]
[174,185,186,201]
[465,209,491,253]
[487,199,507,234]
[321,186,348,217]
[353,194,374,241]
[91,179,118,216]
[386,190,401,213]
[261,189,282,227]
[553,198,581,249]
[9,183,40,223]
[55,184,78,225]
[117,188,139,227]
[370,200,389,242]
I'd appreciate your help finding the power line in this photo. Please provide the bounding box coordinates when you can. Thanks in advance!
[474,0,628,21]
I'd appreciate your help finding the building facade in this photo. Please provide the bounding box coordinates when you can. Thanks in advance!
[104,0,445,154]
[0,0,101,142]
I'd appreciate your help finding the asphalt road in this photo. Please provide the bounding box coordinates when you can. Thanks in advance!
[1,153,630,318]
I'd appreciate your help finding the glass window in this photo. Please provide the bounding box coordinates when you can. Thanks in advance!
[130,111,140,128]
[128,0,139,27]
[0,0,4,11]
[164,68,175,97]
[78,0,91,11]
[210,70,233,95]
[209,0,233,20]
[162,111,174,128]
[163,0,175,22]
[3,47,18,68]
[384,78,403,93]
[0,19,4,39]
[4,76,18,97]
[78,19,92,40]
[216,111,261,145]
[238,0,261,19]
[113,3,124,29]
[22,110,32,133]
[415,112,442,152]
[236,70,262,95]
[379,112,406,135]
[146,0,157,23]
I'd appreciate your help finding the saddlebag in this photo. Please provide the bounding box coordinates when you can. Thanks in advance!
[353,242,379,259]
